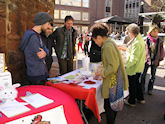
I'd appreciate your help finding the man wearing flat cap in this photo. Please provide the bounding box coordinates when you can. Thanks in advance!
[20,12,53,85]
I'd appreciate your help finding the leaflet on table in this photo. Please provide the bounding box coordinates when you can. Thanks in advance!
[21,93,54,108]
[0,100,30,118]
[47,76,65,82]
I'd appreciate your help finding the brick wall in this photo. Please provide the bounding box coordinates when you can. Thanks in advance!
[111,0,124,17]
[0,0,54,85]
[89,0,106,26]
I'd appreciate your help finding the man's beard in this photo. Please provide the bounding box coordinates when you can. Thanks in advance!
[41,27,47,34]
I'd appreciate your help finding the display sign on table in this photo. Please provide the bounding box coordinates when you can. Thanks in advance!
[0,53,12,90]
[6,105,67,124]
[0,53,5,72]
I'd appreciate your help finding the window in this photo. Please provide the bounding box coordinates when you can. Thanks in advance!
[137,2,139,7]
[83,0,89,7]
[55,0,60,4]
[133,9,135,16]
[61,10,81,20]
[54,10,60,19]
[55,0,89,8]
[106,7,110,12]
[82,12,89,21]
[55,10,89,21]
[126,4,128,8]
[105,12,110,17]
[106,0,110,7]
[61,0,81,7]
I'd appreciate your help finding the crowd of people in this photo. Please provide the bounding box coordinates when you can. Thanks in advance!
[20,11,164,124]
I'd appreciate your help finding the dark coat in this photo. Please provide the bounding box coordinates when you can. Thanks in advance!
[89,38,102,63]
[19,30,48,81]
[40,32,55,71]
[50,26,77,59]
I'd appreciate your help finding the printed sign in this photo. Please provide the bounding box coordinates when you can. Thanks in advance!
[0,53,5,72]
[6,105,68,124]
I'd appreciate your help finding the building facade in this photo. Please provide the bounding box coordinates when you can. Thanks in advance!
[124,0,141,22]
[144,0,165,11]
[105,0,111,17]
[54,0,106,34]
[111,0,125,17]
[124,0,165,22]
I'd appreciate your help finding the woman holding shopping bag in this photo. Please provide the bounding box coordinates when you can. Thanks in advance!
[90,23,128,124]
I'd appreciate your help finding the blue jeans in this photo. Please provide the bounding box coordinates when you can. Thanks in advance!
[141,62,157,92]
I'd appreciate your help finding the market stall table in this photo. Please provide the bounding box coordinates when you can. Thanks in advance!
[46,81,102,123]
[46,69,129,123]
[46,69,105,123]
[0,85,83,124]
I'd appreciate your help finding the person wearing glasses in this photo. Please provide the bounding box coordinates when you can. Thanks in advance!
[20,12,53,85]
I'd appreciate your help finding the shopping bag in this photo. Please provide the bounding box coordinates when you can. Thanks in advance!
[109,66,124,111]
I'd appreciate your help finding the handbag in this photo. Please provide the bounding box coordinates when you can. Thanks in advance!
[109,66,124,111]
[109,42,124,111]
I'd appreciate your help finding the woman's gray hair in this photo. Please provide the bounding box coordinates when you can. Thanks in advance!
[126,23,140,36]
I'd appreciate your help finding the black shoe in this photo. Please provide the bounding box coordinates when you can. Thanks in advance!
[137,100,146,104]
[148,90,152,95]
[124,99,136,107]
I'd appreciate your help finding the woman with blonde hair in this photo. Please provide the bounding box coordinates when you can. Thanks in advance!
[141,24,164,95]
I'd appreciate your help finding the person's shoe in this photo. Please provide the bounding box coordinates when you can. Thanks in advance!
[124,99,136,107]
[148,90,152,95]
[137,100,146,104]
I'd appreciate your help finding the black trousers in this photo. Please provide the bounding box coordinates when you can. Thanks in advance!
[58,58,73,75]
[104,99,117,124]
[141,62,157,92]
[128,73,144,104]
[45,57,53,72]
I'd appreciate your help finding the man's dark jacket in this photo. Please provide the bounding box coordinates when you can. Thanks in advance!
[40,32,55,71]
[50,26,77,59]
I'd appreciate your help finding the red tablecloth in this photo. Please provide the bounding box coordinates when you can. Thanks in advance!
[0,85,83,124]
[46,81,101,122]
